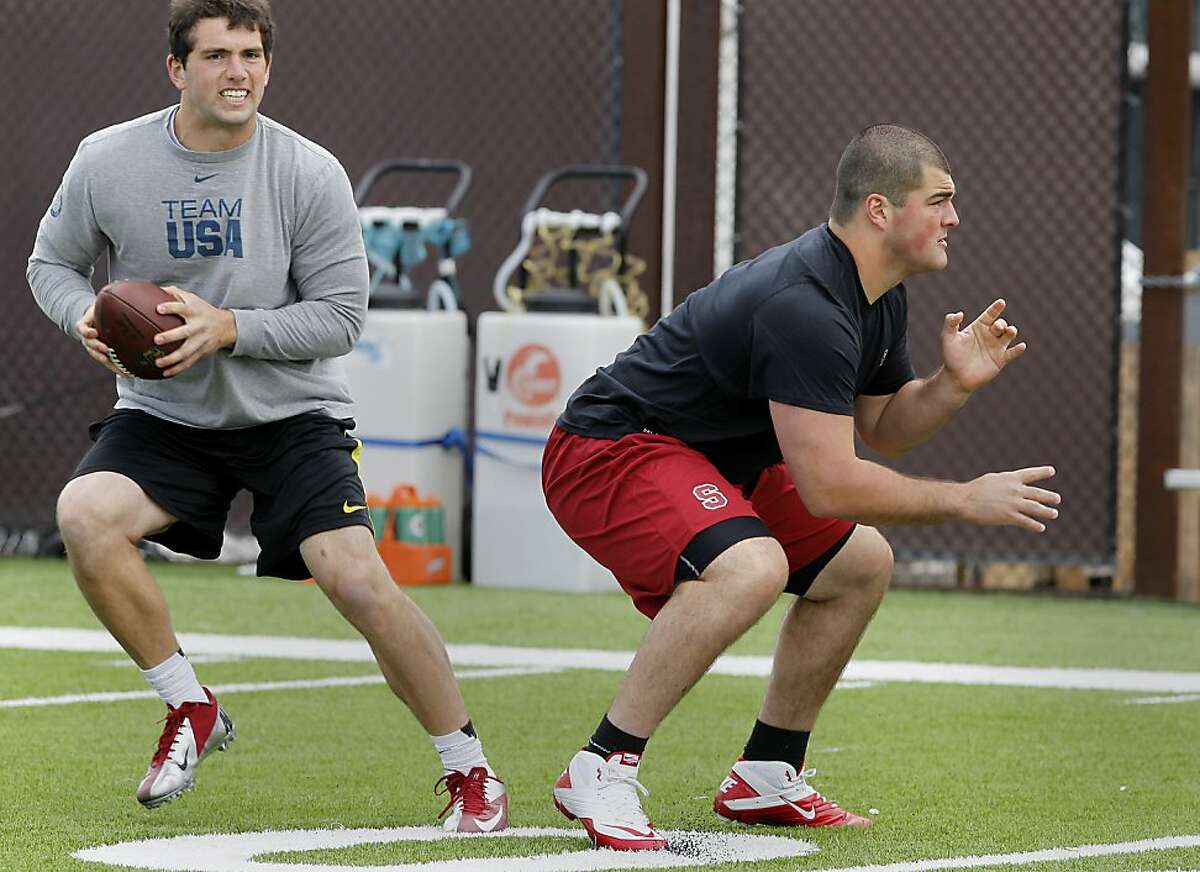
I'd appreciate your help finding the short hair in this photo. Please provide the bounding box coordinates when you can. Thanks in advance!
[168,0,274,66]
[830,124,950,225]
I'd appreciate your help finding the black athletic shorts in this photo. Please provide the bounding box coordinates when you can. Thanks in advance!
[73,409,372,580]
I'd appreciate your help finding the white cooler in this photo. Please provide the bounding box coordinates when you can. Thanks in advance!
[343,310,469,579]
[471,312,642,591]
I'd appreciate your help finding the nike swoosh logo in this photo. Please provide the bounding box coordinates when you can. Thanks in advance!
[49,192,63,218]
[723,794,817,819]
[612,825,658,838]
[343,501,367,514]
[785,798,816,820]
[474,809,505,832]
[176,718,193,770]
[194,173,219,183]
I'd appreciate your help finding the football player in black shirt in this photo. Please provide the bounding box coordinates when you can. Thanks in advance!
[544,124,1059,850]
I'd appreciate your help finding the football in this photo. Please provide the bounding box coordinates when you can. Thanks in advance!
[93,280,184,379]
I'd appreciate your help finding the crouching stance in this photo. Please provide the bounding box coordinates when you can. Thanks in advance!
[543,124,1059,850]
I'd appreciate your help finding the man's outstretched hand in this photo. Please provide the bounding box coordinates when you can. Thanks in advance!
[963,466,1060,533]
[942,298,1026,393]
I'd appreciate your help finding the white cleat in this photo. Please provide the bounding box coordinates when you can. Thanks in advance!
[553,749,667,851]
[136,688,234,809]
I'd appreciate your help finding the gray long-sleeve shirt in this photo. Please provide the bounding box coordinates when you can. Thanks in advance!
[28,107,369,428]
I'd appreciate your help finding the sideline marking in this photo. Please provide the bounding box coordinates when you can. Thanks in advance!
[4,626,1200,693]
[0,666,560,709]
[1126,693,1200,705]
[73,826,817,871]
[816,834,1200,872]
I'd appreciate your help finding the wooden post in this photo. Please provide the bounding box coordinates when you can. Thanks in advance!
[621,1,720,321]
[621,3,667,323]
[671,2,720,307]
[1178,250,1200,602]
[1134,0,1193,598]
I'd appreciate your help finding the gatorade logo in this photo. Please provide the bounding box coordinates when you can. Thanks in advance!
[692,483,728,511]
[506,344,560,407]
[405,512,427,541]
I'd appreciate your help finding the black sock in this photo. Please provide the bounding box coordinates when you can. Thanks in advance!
[585,714,647,759]
[742,719,810,769]
[460,720,476,739]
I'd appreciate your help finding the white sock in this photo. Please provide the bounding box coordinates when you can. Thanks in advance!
[141,651,208,708]
[432,724,489,775]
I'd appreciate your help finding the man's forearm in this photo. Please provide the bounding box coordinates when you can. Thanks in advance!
[230,291,364,361]
[798,455,967,527]
[28,260,95,339]
[870,367,971,455]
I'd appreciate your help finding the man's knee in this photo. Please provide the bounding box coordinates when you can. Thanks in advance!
[307,533,392,613]
[701,536,790,608]
[58,477,131,551]
[857,526,894,592]
[806,526,893,602]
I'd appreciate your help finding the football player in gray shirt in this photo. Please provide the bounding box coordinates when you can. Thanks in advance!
[27,0,508,832]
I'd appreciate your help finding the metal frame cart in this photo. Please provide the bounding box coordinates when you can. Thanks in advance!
[356,159,472,311]
[492,164,649,320]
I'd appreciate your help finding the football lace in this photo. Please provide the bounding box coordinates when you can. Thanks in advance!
[106,347,135,378]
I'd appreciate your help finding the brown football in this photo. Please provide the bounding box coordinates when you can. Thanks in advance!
[93,280,184,379]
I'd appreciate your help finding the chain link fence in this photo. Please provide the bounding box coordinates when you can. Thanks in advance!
[735,0,1127,566]
[1,0,623,546]
[3,0,1133,572]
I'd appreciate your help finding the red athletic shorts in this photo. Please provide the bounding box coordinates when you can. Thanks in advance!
[542,426,855,618]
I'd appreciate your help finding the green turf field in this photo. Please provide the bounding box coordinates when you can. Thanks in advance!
[1,557,1198,871]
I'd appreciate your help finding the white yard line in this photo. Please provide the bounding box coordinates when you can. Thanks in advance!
[3,626,1200,694]
[816,833,1200,871]
[74,827,816,871]
[71,828,1200,872]
[1125,693,1200,705]
[0,666,559,709]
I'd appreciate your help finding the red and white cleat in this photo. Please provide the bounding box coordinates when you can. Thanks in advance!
[553,749,668,851]
[714,758,872,827]
[137,687,234,808]
[436,767,509,833]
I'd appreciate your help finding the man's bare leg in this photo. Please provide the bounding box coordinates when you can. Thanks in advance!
[58,471,230,808]
[302,525,509,833]
[606,536,789,738]
[553,535,790,851]
[758,525,893,730]
[711,525,892,829]
[56,471,179,668]
[301,525,469,735]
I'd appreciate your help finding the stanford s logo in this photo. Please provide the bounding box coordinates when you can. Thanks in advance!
[692,483,728,510]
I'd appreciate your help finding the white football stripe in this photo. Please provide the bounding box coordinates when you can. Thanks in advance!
[1124,693,1200,705]
[816,833,1200,872]
[2,626,1200,693]
[0,666,559,708]
[74,826,817,870]
[71,827,1200,872]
